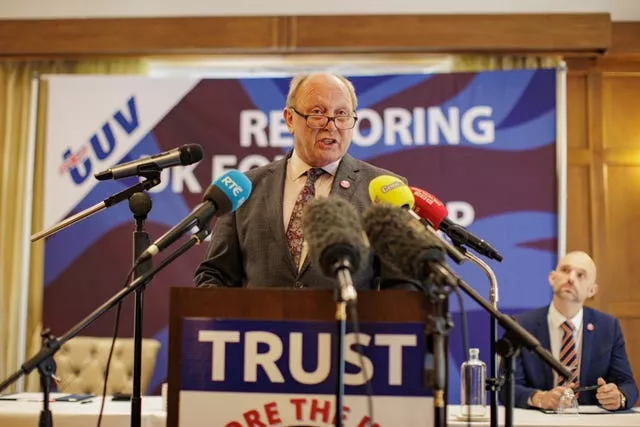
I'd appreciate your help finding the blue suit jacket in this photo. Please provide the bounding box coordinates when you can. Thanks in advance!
[500,305,638,410]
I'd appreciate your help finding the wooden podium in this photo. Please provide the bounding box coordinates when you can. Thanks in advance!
[167,287,438,427]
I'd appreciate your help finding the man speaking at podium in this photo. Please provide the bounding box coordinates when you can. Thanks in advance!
[194,72,405,290]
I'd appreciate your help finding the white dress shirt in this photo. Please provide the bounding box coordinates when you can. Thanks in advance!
[547,303,583,385]
[283,150,340,270]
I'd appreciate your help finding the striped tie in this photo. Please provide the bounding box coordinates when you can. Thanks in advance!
[557,320,579,386]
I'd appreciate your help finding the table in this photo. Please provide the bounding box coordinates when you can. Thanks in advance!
[448,405,640,427]
[4,395,639,427]
[0,393,165,427]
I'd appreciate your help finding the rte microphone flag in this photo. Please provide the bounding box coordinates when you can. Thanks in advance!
[135,169,252,266]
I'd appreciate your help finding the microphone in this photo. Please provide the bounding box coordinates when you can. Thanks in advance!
[302,196,369,300]
[368,175,465,264]
[95,144,204,181]
[134,169,252,266]
[410,186,503,262]
[368,175,415,209]
[362,204,459,286]
[363,203,573,379]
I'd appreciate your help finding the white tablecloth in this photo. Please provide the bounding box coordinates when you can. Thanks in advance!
[0,393,165,427]
[4,394,639,427]
[448,405,640,427]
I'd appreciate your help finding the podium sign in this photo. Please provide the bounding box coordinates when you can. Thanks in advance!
[168,288,436,427]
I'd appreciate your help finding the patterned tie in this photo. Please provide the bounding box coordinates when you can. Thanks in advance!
[557,320,579,386]
[286,168,325,268]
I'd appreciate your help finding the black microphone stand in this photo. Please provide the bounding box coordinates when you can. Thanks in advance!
[0,228,211,403]
[128,190,154,427]
[423,283,452,427]
[331,260,357,427]
[454,246,501,427]
[496,337,516,427]
[36,329,57,427]
[416,249,453,427]
[11,176,163,427]
[426,264,572,427]
[488,299,500,427]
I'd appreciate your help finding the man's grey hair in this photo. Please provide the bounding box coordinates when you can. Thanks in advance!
[285,72,358,111]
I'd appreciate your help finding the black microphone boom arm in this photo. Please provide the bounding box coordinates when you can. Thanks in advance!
[30,175,162,242]
[0,227,210,394]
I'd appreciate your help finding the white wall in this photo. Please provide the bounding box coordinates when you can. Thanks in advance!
[1,0,638,21]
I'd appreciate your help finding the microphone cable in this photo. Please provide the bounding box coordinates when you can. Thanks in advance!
[347,302,375,426]
[94,225,212,426]
[96,264,135,427]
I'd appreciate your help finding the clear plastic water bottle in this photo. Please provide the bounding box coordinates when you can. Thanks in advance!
[460,348,487,418]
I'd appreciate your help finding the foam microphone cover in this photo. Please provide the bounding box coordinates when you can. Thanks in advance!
[409,186,448,229]
[180,144,204,165]
[303,196,369,278]
[362,204,446,280]
[368,175,415,209]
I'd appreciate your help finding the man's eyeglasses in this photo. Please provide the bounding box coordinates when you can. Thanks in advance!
[290,107,358,130]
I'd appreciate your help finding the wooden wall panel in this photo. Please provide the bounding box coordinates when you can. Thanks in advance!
[0,17,286,55]
[610,22,640,56]
[602,75,640,149]
[566,166,592,254]
[567,74,589,149]
[609,302,640,319]
[567,64,640,391]
[602,165,640,300]
[604,149,640,166]
[584,72,607,292]
[0,13,611,57]
[290,14,610,53]
[566,69,598,305]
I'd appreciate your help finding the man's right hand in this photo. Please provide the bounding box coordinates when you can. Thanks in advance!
[532,386,571,410]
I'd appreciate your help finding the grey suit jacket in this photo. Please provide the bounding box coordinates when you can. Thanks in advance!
[194,153,407,289]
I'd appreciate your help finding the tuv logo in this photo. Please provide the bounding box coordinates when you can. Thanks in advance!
[58,96,139,185]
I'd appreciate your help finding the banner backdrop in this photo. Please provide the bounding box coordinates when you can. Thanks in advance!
[42,70,558,404]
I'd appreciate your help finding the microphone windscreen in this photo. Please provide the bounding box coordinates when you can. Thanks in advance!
[410,186,448,229]
[303,196,369,277]
[179,144,205,165]
[203,169,252,215]
[362,204,445,280]
[368,175,415,209]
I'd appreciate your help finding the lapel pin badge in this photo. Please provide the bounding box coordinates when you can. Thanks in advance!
[339,180,351,189]
[587,323,595,331]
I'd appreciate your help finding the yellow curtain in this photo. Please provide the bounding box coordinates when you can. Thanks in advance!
[0,58,146,392]
[452,55,562,71]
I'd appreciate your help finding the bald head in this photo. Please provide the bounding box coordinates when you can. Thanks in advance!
[286,72,358,111]
[557,251,597,283]
[549,250,598,306]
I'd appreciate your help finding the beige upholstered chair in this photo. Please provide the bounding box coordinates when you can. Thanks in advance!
[53,337,161,395]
